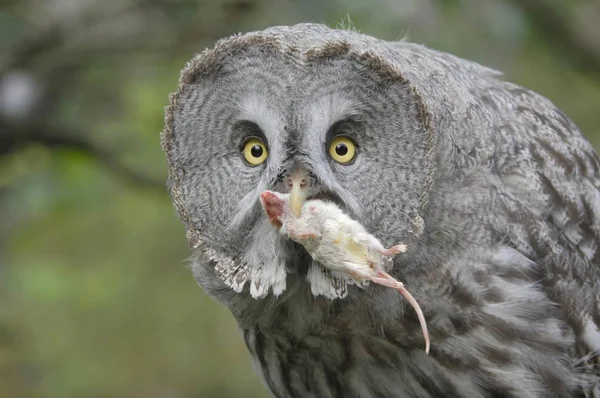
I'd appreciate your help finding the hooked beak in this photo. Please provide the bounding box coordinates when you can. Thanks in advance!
[288,169,309,217]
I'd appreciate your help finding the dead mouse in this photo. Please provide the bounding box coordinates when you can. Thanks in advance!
[259,190,430,354]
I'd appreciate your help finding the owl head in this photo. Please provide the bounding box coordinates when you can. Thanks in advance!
[162,24,436,301]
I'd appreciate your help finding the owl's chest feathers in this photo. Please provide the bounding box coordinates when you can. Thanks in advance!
[237,246,594,398]
[244,299,582,398]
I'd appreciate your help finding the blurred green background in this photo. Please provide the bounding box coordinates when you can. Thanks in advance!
[1,0,600,397]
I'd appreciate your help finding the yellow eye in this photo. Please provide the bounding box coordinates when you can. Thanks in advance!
[242,138,268,166]
[329,136,357,164]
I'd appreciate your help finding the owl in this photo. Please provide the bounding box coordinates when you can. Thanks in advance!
[162,24,600,397]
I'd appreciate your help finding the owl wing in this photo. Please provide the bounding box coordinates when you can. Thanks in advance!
[485,82,600,385]
[375,38,600,386]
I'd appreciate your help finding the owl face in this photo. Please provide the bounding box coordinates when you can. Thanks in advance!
[163,28,434,299]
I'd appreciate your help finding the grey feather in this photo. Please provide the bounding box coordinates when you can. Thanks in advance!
[162,23,600,397]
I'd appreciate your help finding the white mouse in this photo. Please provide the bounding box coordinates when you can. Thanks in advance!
[260,190,430,354]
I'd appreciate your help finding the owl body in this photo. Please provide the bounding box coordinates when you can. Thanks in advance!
[163,24,600,397]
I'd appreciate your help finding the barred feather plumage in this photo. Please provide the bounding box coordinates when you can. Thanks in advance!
[163,23,600,397]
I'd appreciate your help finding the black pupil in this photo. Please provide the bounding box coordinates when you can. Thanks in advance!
[250,144,263,158]
[335,143,348,156]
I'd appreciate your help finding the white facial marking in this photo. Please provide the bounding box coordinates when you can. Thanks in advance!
[238,95,282,136]
[581,316,600,354]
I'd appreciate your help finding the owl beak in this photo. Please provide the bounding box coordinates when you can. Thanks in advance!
[288,169,309,218]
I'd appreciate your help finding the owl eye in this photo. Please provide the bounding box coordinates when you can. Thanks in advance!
[329,136,357,164]
[242,137,268,166]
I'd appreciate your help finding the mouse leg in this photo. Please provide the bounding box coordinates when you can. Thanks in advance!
[380,244,407,257]
[367,236,407,257]
[287,225,322,241]
[297,231,321,240]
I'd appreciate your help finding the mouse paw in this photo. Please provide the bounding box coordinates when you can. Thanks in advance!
[381,244,407,257]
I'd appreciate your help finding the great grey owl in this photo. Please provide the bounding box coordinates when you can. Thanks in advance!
[161,24,600,397]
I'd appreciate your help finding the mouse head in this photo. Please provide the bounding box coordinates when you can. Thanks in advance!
[259,191,291,229]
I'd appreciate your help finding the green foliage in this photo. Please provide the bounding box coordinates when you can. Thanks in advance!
[7,164,265,397]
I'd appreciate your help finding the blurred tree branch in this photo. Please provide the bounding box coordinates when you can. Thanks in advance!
[0,0,261,193]
[0,26,63,72]
[505,0,600,77]
[1,118,165,190]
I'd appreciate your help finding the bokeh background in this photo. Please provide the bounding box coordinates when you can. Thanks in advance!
[2,0,600,397]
